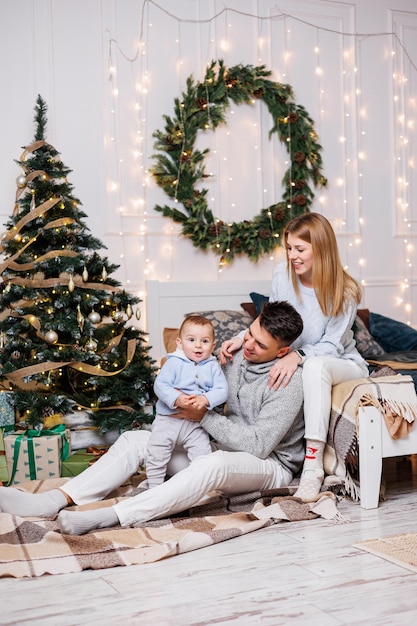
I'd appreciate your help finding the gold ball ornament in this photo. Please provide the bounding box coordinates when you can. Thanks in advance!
[16,174,27,188]
[45,330,59,344]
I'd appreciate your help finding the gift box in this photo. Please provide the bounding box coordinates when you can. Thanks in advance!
[0,427,13,484]
[61,446,109,477]
[0,392,15,428]
[4,425,71,485]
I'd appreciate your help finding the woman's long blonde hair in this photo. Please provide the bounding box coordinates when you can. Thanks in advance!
[284,212,362,317]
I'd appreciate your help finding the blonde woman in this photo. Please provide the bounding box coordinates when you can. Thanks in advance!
[221,212,368,500]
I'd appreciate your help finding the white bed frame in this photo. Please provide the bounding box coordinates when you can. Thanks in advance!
[145,279,271,366]
[145,279,417,510]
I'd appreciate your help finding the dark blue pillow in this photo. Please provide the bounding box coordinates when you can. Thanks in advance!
[250,292,269,315]
[369,312,417,353]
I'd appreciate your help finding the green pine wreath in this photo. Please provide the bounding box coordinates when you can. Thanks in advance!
[151,59,327,264]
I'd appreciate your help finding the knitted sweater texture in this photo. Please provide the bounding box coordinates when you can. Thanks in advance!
[201,349,305,475]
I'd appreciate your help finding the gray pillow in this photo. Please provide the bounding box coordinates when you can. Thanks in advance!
[185,310,253,351]
[352,315,385,357]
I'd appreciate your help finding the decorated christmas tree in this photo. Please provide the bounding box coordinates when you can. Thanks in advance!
[0,95,156,432]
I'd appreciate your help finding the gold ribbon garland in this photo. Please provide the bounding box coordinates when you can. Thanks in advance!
[1,337,137,386]
[2,140,137,414]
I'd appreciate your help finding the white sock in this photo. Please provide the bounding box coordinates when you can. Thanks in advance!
[294,440,325,501]
[0,487,68,517]
[58,507,119,535]
[303,440,325,471]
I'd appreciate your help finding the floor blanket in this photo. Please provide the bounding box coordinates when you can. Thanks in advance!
[0,477,340,578]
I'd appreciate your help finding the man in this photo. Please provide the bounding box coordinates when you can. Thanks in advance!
[0,301,305,535]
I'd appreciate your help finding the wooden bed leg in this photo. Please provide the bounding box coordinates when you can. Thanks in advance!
[358,406,382,509]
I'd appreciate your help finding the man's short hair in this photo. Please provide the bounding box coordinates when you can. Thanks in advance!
[258,301,303,346]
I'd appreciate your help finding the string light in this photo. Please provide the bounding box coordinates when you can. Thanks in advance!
[104,1,417,325]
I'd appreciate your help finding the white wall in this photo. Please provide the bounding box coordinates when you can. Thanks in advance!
[1,0,417,329]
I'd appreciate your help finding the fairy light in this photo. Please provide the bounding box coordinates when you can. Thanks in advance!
[390,28,417,323]
[102,3,417,326]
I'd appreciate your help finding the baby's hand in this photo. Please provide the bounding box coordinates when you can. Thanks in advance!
[190,395,209,410]
[175,393,193,409]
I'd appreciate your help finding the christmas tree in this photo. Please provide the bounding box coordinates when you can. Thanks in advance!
[0,95,156,432]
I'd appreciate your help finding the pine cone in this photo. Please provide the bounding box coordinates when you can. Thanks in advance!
[259,228,272,239]
[196,98,208,109]
[294,194,307,206]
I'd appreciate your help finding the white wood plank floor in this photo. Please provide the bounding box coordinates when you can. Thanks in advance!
[2,456,417,626]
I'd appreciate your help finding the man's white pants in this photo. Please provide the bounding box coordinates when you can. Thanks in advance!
[62,430,292,527]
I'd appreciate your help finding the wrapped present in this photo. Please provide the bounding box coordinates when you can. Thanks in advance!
[61,446,109,477]
[0,427,13,484]
[4,425,71,486]
[0,392,15,428]
[64,410,119,450]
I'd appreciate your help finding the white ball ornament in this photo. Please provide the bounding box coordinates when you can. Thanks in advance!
[112,310,124,323]
[45,330,59,344]
[16,174,27,188]
[88,310,101,324]
[85,338,98,352]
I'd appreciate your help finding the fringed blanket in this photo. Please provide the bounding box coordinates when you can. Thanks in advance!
[324,373,417,501]
[0,477,341,578]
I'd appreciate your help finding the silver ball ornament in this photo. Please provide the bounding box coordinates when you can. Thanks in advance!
[85,338,98,352]
[88,310,101,324]
[16,174,27,188]
[45,330,59,344]
[112,310,124,323]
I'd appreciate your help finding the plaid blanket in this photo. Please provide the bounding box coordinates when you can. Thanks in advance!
[324,374,417,500]
[0,477,340,578]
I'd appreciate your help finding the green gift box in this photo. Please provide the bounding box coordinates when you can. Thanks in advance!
[4,425,71,485]
[61,447,108,477]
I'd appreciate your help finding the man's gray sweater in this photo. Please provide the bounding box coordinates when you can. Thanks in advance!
[201,349,305,476]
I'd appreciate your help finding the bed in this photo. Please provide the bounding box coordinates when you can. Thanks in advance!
[145,279,271,365]
[145,279,417,510]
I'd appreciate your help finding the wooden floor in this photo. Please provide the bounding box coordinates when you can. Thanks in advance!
[2,458,417,626]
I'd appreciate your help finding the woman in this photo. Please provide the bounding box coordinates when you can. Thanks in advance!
[221,212,369,501]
